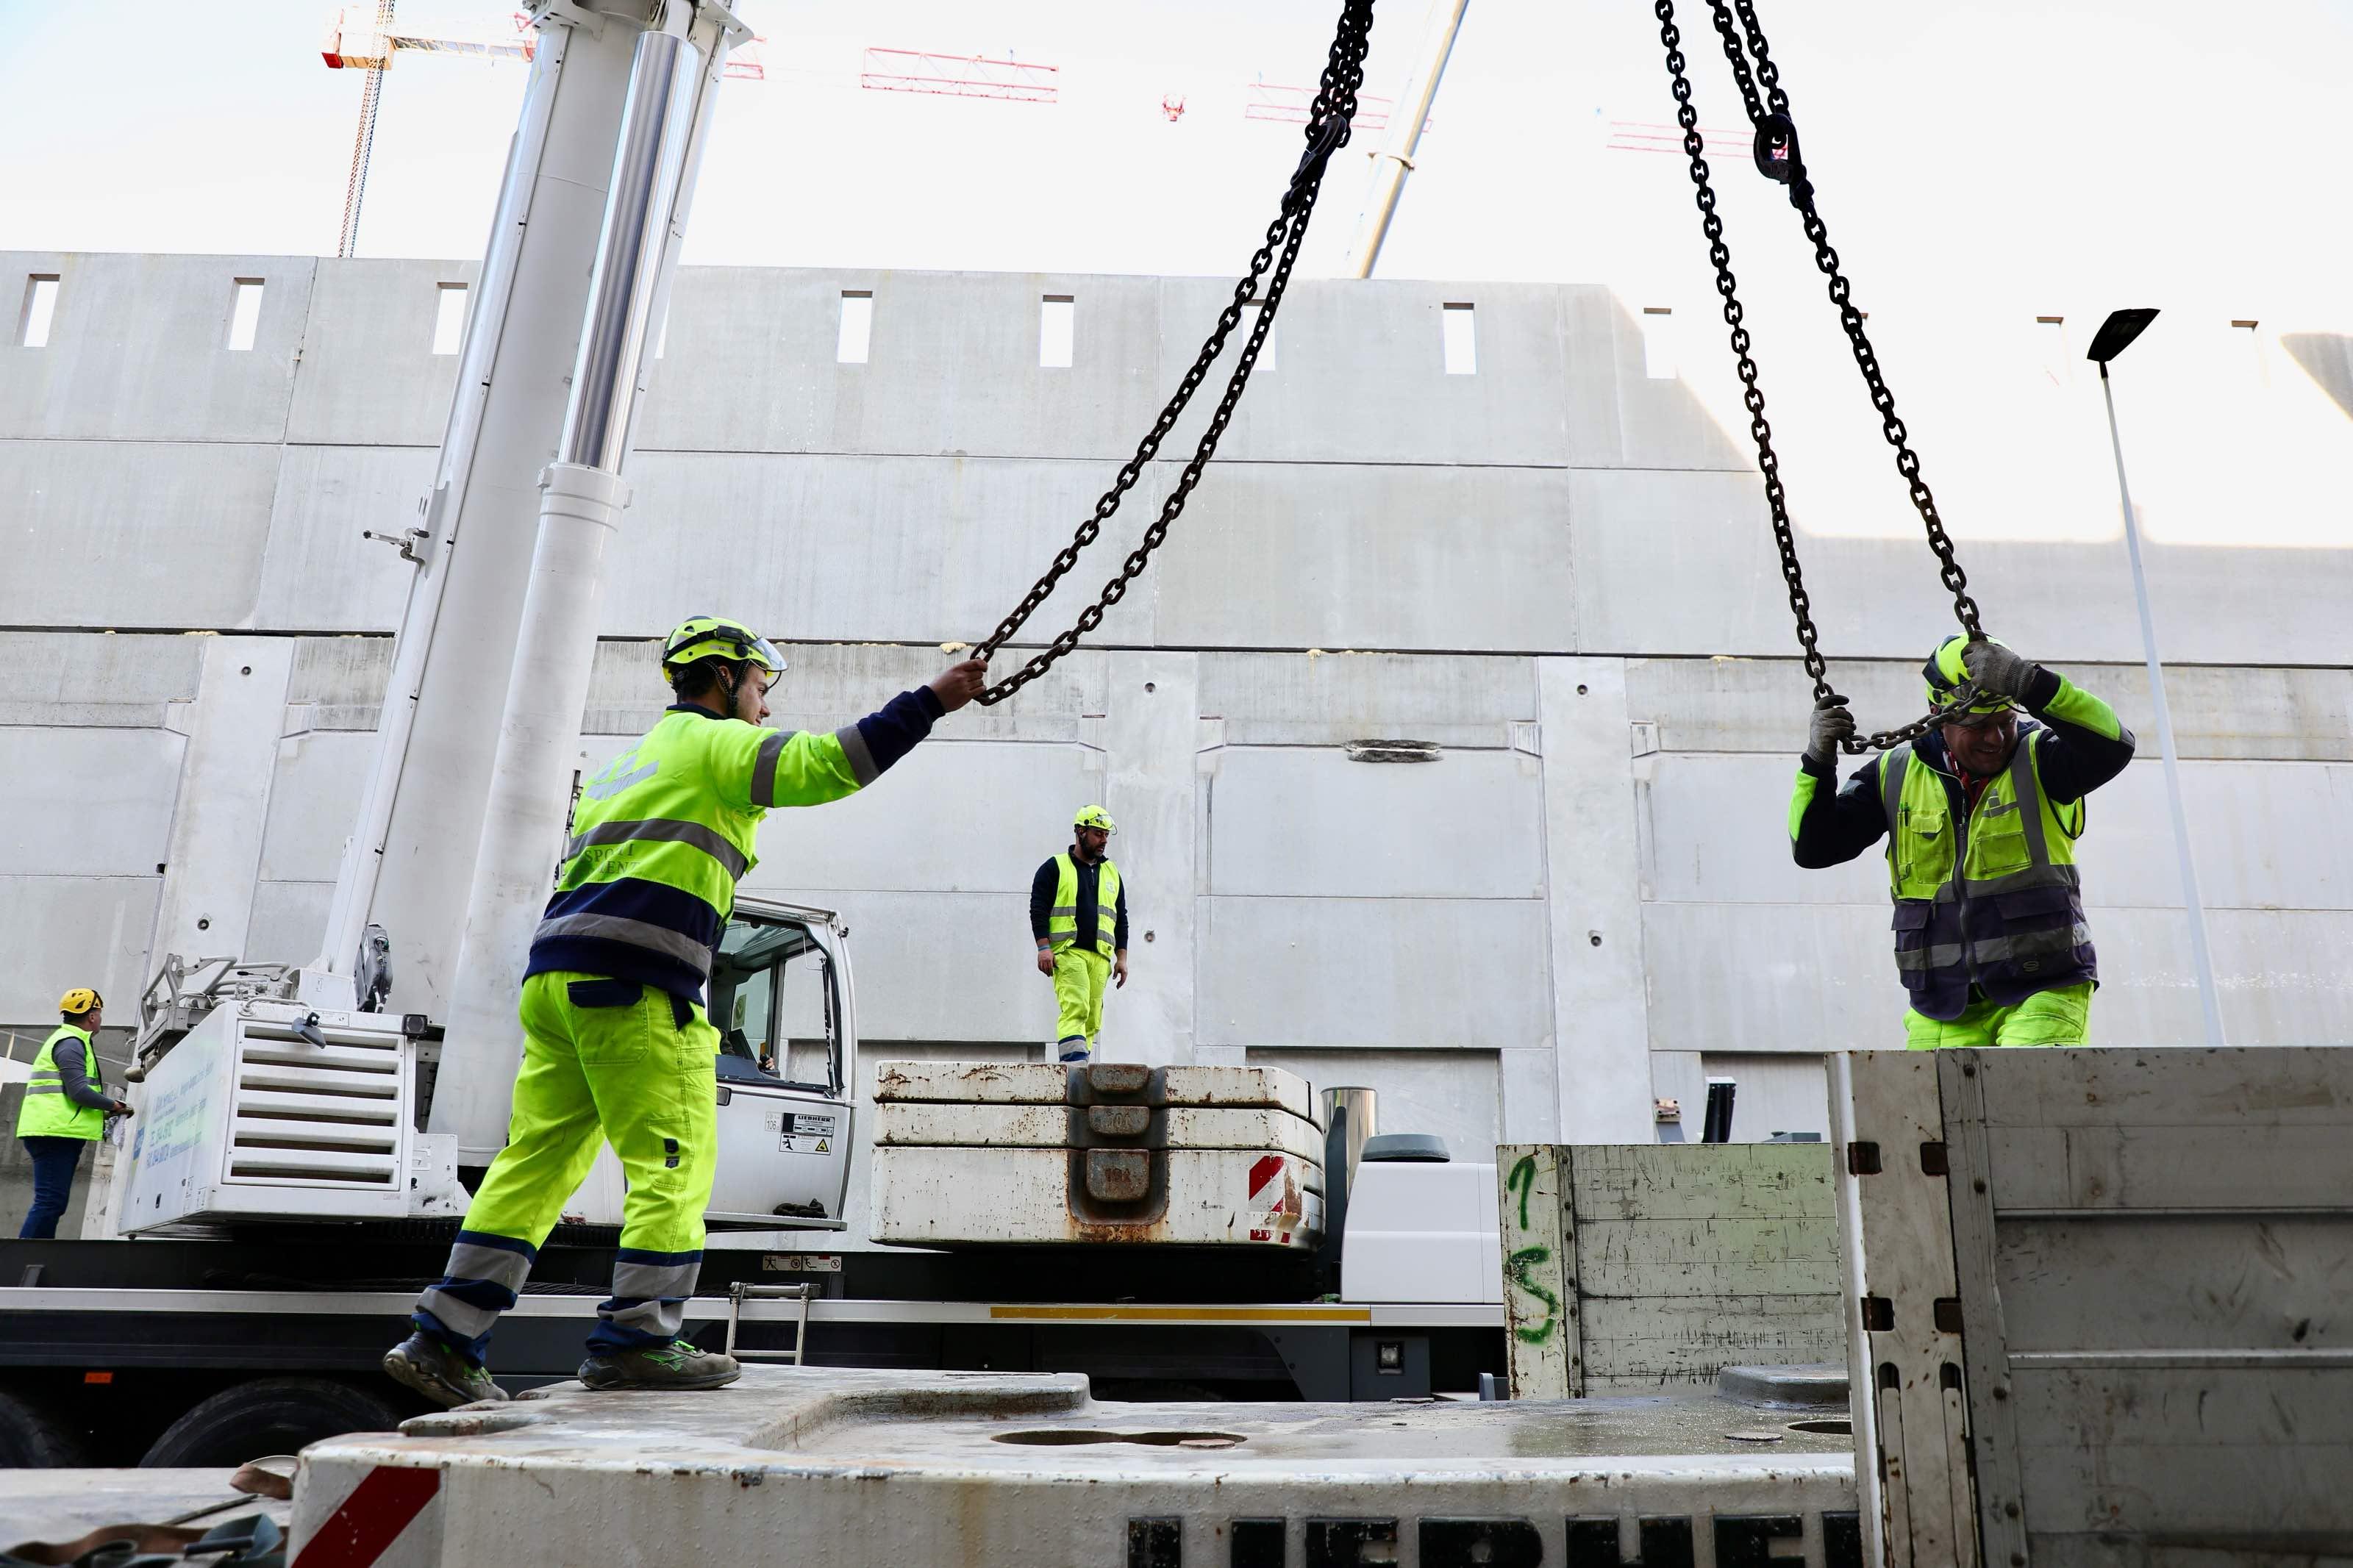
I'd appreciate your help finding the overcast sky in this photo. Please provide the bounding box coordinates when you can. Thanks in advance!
[4,0,2349,548]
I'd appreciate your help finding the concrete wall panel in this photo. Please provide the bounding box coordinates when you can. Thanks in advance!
[258,731,373,885]
[1205,747,1543,898]
[1151,461,1574,651]
[0,631,200,728]
[1644,751,2353,913]
[1243,1045,1502,1161]
[754,740,1097,896]
[1560,286,1755,472]
[1199,650,1535,748]
[1624,656,2353,762]
[1199,895,1549,1050]
[760,889,1044,1044]
[0,440,277,627]
[283,259,474,447]
[0,727,183,877]
[603,451,1164,646]
[638,270,1170,459]
[0,252,313,443]
[1158,279,1570,468]
[0,877,163,1023]
[257,445,435,631]
[244,879,333,968]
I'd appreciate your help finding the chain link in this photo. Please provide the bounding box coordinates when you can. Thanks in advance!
[966,0,1375,706]
[1655,0,1982,752]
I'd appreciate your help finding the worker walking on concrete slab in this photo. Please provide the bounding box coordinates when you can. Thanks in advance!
[1790,636,2137,1048]
[1032,806,1129,1062]
[386,618,988,1407]
[14,989,132,1239]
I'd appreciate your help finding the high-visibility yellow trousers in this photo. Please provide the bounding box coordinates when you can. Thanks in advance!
[1904,981,2093,1050]
[1052,948,1112,1060]
[414,971,719,1360]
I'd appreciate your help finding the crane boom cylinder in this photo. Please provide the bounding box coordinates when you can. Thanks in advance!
[1343,0,1468,278]
[312,10,663,1017]
[435,19,718,1162]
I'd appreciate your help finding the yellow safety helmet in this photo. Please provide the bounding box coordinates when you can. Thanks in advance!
[661,615,786,677]
[1074,805,1116,834]
[1923,634,2014,717]
[58,987,101,1017]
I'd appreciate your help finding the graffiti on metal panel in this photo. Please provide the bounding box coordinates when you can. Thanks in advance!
[1507,1152,1538,1228]
[1505,1246,1560,1345]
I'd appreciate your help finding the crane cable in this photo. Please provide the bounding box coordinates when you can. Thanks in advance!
[1656,0,1989,753]
[965,0,1377,707]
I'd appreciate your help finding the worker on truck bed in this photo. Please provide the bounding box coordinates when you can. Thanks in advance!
[385,618,988,1408]
[1791,635,2136,1049]
[1032,806,1128,1062]
[14,988,132,1239]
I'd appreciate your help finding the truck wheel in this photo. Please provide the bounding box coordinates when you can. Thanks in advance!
[139,1378,404,1468]
[0,1388,90,1467]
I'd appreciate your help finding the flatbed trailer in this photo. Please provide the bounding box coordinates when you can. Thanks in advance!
[0,1236,1504,1467]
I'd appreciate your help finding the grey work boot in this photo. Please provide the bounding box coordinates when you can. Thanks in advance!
[384,1332,509,1408]
[578,1339,743,1392]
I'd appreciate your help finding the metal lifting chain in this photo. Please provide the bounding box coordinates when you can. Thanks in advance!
[1654,0,1985,753]
[965,0,1376,706]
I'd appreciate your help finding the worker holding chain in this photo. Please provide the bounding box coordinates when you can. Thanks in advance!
[386,618,987,1407]
[1031,806,1128,1062]
[1790,637,2137,1048]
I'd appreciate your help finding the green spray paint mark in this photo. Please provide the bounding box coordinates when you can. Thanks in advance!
[1505,1245,1560,1345]
[1507,1153,1538,1231]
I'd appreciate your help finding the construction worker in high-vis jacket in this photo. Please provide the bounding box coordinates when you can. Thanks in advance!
[385,617,988,1408]
[1030,806,1127,1062]
[15,987,132,1239]
[1790,635,2136,1049]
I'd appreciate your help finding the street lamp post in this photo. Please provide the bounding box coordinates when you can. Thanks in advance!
[2088,308,2226,1047]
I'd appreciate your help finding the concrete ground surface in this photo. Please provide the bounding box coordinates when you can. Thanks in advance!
[292,1367,1857,1567]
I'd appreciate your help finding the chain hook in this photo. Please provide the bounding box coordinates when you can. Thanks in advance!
[1752,111,1797,182]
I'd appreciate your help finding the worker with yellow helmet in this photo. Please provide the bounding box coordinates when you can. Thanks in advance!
[15,987,133,1239]
[385,616,987,1407]
[1031,805,1129,1062]
[1790,635,2136,1048]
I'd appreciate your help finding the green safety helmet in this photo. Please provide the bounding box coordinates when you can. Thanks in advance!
[661,615,786,678]
[1923,634,2013,717]
[1074,805,1116,834]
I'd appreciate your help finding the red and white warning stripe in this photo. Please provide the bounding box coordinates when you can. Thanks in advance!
[290,1463,443,1568]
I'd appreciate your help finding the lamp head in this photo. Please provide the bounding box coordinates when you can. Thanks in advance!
[2087,308,2159,365]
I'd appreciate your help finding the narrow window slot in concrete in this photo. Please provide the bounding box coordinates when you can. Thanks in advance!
[2232,319,2265,382]
[838,290,874,364]
[227,279,265,351]
[1040,295,1074,368]
[2035,315,2069,385]
[18,275,59,348]
[1641,306,1676,379]
[1442,301,1476,375]
[432,282,468,356]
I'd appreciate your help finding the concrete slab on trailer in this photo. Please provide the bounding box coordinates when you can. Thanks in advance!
[874,1102,1327,1162]
[293,1367,1860,1568]
[872,1146,1323,1247]
[874,1061,1321,1123]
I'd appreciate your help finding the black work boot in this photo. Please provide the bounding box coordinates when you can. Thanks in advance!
[577,1339,743,1392]
[384,1332,509,1408]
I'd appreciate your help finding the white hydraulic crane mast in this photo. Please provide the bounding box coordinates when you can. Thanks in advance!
[306,0,746,1164]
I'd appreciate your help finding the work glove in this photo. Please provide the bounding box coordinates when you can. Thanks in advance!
[1960,639,2040,701]
[1804,695,1854,766]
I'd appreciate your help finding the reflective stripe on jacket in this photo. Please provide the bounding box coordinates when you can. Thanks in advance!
[1882,730,2096,1022]
[1048,853,1123,958]
[526,695,934,1003]
[16,1025,104,1140]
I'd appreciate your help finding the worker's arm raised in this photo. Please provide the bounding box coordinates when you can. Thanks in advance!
[1790,743,1890,870]
[709,676,968,811]
[2017,666,2136,805]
